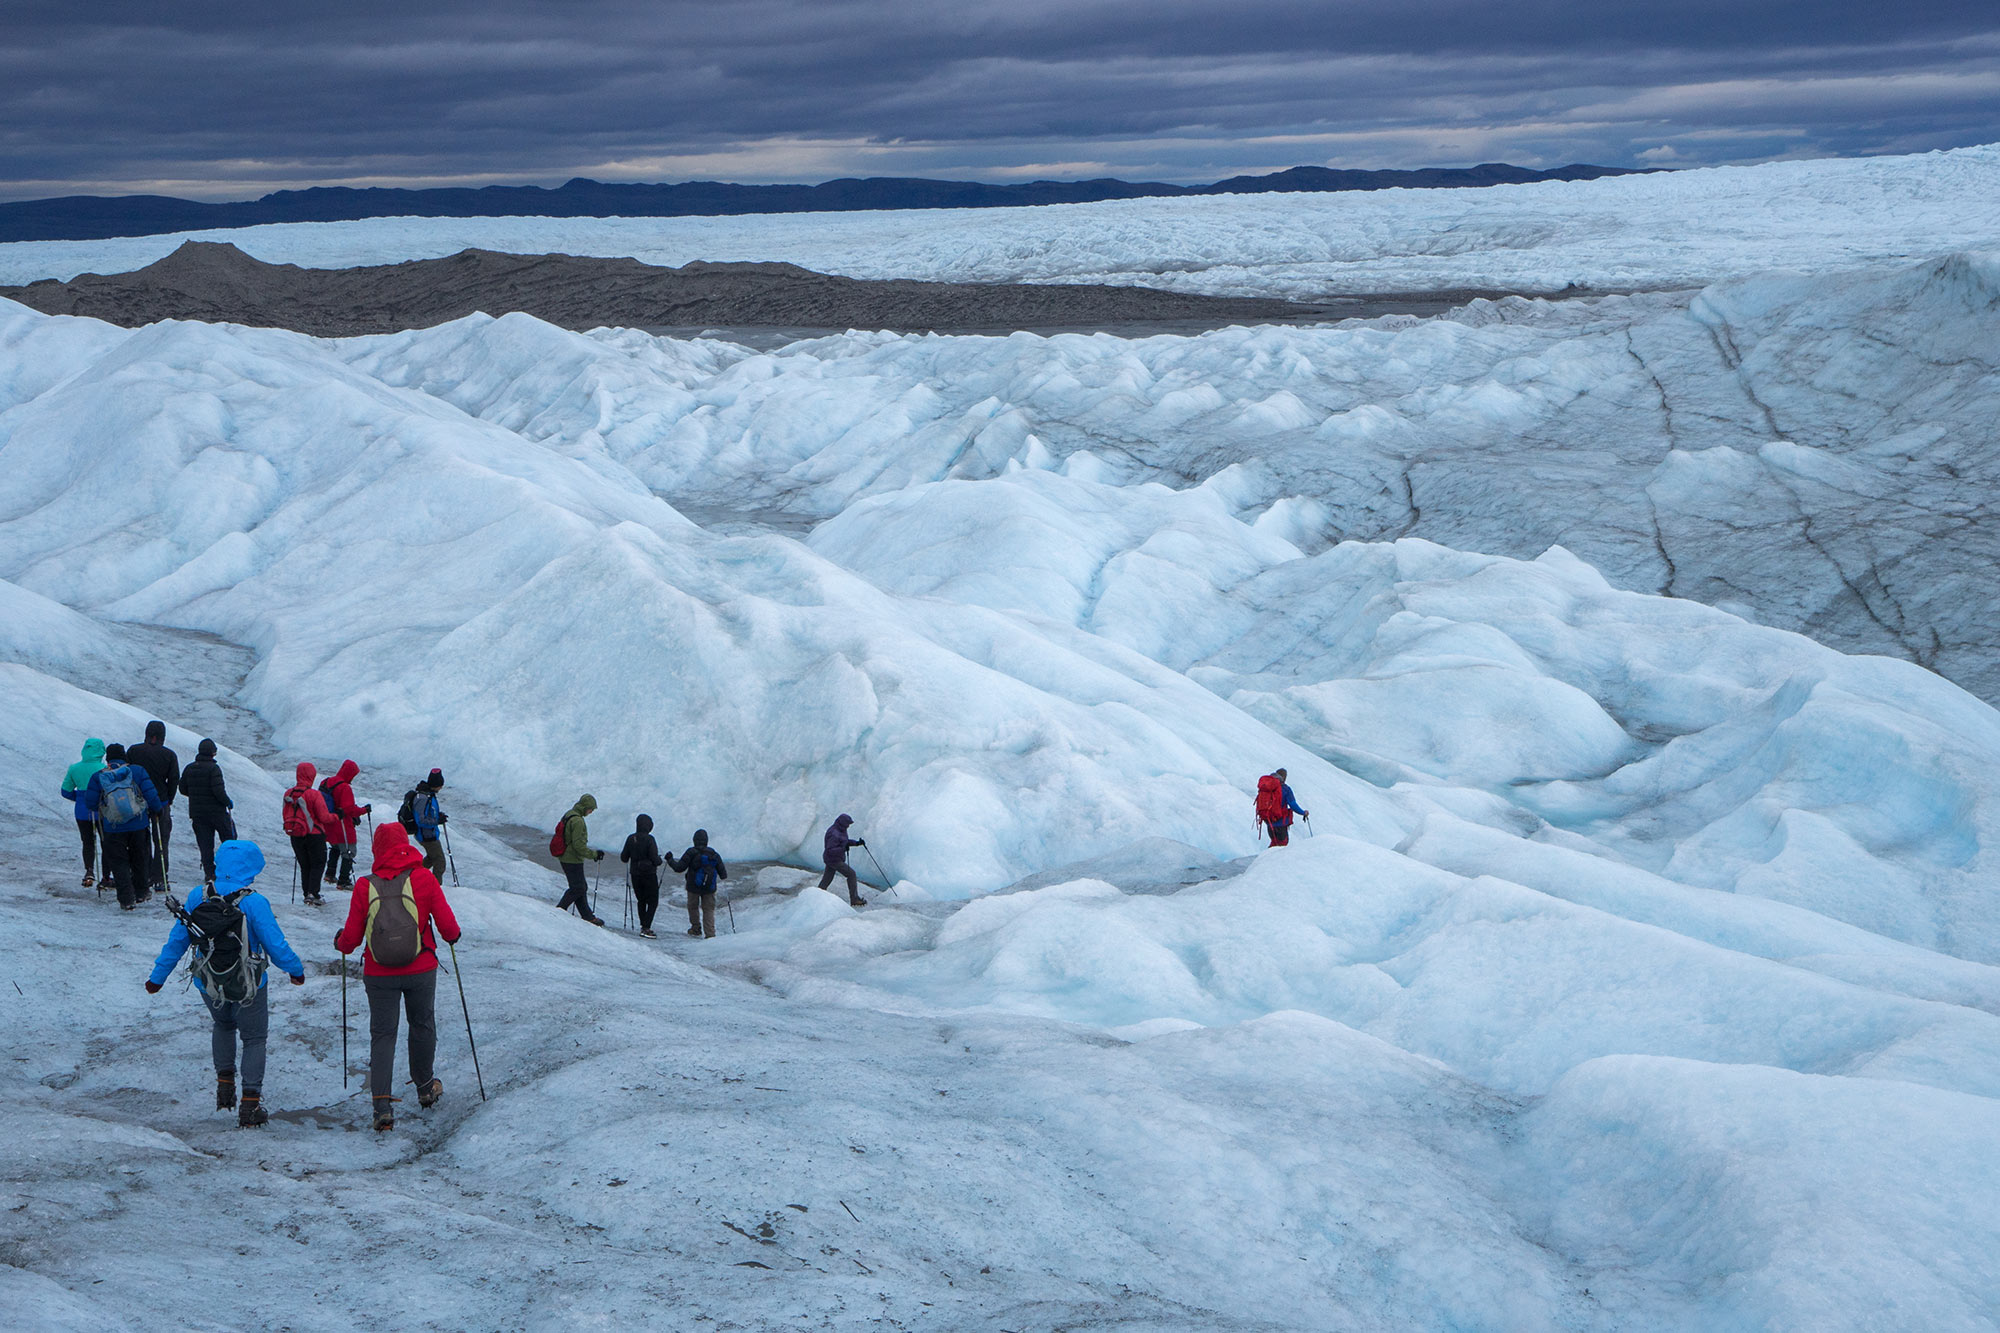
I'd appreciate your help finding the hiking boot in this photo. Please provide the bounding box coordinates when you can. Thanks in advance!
[849,896,866,908]
[704,931,716,939]
[238,1091,267,1128]
[589,916,606,928]
[81,873,94,887]
[304,892,324,906]
[373,1097,397,1132]
[640,928,657,939]
[323,871,337,885]
[216,1073,237,1111]
[687,926,702,937]
[417,1078,443,1109]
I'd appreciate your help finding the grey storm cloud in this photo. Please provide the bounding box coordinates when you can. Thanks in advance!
[3,1,1997,198]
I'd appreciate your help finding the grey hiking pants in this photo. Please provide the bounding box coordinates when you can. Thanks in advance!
[366,969,438,1099]
[203,984,270,1091]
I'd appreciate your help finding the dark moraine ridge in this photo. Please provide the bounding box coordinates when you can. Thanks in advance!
[0,241,1338,336]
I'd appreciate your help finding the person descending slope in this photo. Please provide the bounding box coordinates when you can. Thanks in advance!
[335,822,461,1133]
[181,739,236,887]
[670,829,728,939]
[318,760,372,892]
[403,770,449,883]
[621,813,665,939]
[1255,768,1310,847]
[127,721,181,888]
[88,743,164,908]
[819,814,867,907]
[60,737,107,888]
[282,762,337,906]
[552,794,607,925]
[144,839,306,1127]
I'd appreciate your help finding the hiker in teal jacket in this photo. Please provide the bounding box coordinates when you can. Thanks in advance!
[145,840,304,1127]
[59,737,106,888]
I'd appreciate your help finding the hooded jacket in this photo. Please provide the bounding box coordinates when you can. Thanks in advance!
[558,795,600,865]
[84,759,164,834]
[181,740,232,822]
[670,829,728,893]
[320,760,364,844]
[621,814,662,888]
[60,738,106,820]
[148,841,304,992]
[283,761,337,838]
[335,823,459,977]
[127,727,181,806]
[823,814,857,866]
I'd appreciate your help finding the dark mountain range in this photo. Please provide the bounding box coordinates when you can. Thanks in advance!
[0,164,1649,244]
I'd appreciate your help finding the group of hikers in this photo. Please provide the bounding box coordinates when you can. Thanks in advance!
[62,724,1307,1133]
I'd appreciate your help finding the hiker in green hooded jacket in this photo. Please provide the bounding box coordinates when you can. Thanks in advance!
[60,738,108,888]
[554,795,606,926]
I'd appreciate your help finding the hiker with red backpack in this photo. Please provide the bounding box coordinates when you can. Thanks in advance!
[1255,768,1309,847]
[551,794,607,925]
[318,760,373,892]
[334,822,461,1132]
[282,762,338,906]
[145,839,306,1128]
[86,743,165,908]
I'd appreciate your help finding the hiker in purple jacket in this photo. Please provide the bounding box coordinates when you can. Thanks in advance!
[818,814,866,908]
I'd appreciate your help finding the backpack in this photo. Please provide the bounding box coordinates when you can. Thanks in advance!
[548,815,568,858]
[282,785,317,836]
[690,847,719,895]
[319,777,345,822]
[97,767,146,826]
[1254,774,1287,826]
[173,887,265,1003]
[397,787,419,835]
[363,872,423,967]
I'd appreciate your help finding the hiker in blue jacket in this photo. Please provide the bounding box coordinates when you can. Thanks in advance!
[84,742,165,909]
[145,840,305,1127]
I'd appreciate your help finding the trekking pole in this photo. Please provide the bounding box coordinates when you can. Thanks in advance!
[290,859,297,905]
[447,941,487,1101]
[862,846,895,896]
[442,825,460,887]
[1305,816,1314,838]
[340,954,349,1090]
[725,891,736,933]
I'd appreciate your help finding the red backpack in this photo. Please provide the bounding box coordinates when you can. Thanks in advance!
[548,816,568,858]
[282,785,317,835]
[1254,774,1287,826]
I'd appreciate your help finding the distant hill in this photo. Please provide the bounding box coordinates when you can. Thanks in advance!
[0,164,1650,244]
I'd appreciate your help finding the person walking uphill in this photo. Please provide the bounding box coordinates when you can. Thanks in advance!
[144,840,305,1127]
[1255,768,1310,847]
[128,721,181,887]
[59,737,106,888]
[87,743,164,908]
[318,760,372,891]
[404,770,449,883]
[670,829,728,938]
[181,739,235,887]
[335,823,461,1132]
[819,814,867,907]
[282,762,337,906]
[621,814,665,938]
[553,794,607,925]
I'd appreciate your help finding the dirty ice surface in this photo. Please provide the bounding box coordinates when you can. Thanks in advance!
[4,149,2000,1330]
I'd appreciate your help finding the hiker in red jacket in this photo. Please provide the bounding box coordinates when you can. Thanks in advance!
[1255,768,1309,847]
[318,759,373,892]
[282,762,338,906]
[334,822,461,1132]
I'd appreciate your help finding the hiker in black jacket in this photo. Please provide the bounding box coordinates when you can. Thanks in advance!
[181,739,236,886]
[128,721,181,887]
[620,814,665,939]
[668,829,727,939]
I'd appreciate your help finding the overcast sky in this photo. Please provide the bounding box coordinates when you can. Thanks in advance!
[4,1,1996,200]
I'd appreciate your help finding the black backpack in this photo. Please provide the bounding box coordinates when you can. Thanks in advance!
[397,787,419,835]
[169,888,265,1003]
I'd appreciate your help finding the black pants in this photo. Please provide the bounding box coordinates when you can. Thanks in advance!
[290,834,327,899]
[103,828,152,906]
[150,810,174,886]
[558,862,595,918]
[632,872,659,931]
[819,862,858,898]
[327,841,357,888]
[366,969,438,1098]
[75,819,97,875]
[192,811,237,882]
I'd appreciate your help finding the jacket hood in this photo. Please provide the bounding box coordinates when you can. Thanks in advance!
[295,761,316,786]
[370,822,425,878]
[636,814,653,833]
[692,828,708,847]
[834,814,853,829]
[80,738,105,763]
[197,738,218,759]
[333,759,359,784]
[214,840,265,891]
[574,794,597,815]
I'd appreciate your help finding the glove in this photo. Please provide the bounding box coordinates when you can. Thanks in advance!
[143,980,162,994]
[439,813,448,824]
[363,804,373,813]
[854,839,866,847]
[595,850,606,861]
[289,974,305,986]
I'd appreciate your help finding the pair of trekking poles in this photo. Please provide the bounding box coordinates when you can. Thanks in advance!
[339,940,485,1103]
[602,864,737,934]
